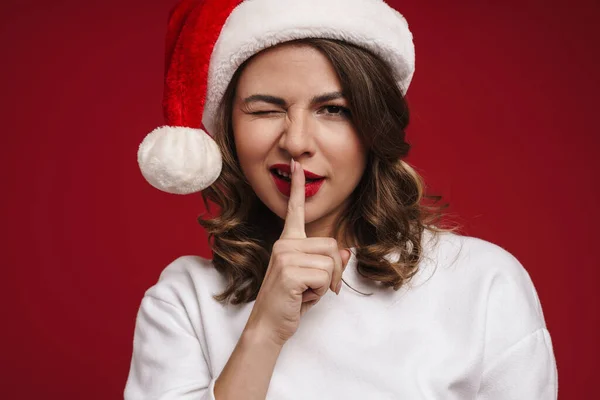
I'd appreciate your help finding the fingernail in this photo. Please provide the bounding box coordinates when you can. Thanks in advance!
[342,249,351,268]
[291,159,295,173]
[335,281,342,295]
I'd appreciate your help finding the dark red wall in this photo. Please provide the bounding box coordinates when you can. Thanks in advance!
[2,0,597,398]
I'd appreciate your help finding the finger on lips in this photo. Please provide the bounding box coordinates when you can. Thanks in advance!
[280,159,344,295]
[280,159,306,240]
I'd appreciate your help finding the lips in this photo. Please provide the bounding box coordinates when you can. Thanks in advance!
[269,163,325,198]
[269,163,324,180]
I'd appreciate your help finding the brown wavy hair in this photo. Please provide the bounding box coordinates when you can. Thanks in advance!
[198,38,455,305]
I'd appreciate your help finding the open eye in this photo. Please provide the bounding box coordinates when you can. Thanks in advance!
[320,105,352,118]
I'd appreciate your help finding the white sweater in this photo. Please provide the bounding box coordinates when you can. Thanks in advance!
[124,232,558,399]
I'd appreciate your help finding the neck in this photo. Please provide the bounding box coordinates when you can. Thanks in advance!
[305,214,354,250]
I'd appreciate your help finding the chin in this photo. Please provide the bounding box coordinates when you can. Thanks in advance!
[252,191,287,220]
[259,192,317,222]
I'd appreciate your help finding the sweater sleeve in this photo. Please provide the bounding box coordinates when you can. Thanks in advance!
[473,242,558,399]
[477,327,558,399]
[124,295,217,400]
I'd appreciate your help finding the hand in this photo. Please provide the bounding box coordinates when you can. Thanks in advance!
[244,159,352,347]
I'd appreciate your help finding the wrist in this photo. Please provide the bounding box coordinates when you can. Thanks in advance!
[242,323,286,351]
[215,325,283,400]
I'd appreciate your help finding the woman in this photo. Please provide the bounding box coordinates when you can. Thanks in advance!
[126,0,558,399]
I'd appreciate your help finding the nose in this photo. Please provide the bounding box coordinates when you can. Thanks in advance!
[278,109,316,160]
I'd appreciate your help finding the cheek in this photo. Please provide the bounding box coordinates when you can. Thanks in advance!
[324,132,367,178]
[233,120,276,175]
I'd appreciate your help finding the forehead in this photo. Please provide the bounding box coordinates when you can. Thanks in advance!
[235,43,343,96]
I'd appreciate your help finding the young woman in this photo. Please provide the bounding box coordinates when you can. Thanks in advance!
[126,0,558,399]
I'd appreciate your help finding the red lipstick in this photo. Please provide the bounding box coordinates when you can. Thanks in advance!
[269,163,325,198]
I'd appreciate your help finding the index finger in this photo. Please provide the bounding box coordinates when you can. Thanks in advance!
[280,159,306,239]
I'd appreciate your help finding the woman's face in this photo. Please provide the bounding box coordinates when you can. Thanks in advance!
[232,43,367,238]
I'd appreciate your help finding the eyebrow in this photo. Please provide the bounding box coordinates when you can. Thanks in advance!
[242,91,345,107]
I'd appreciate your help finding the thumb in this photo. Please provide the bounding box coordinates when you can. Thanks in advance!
[339,248,352,269]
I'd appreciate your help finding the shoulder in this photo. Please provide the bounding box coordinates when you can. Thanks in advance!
[421,231,549,357]
[422,231,542,304]
[421,230,537,290]
[143,255,226,308]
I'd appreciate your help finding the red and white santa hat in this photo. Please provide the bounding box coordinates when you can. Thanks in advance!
[137,0,415,195]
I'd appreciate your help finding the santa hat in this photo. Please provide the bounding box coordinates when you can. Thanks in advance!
[137,0,415,195]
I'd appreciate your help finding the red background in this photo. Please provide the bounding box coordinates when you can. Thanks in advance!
[2,0,598,398]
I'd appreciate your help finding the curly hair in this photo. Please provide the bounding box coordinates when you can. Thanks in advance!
[198,38,455,305]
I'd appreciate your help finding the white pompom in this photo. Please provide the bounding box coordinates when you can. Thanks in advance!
[137,126,223,195]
